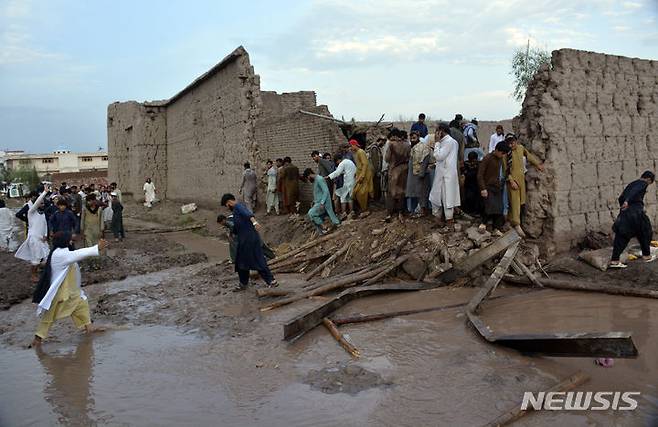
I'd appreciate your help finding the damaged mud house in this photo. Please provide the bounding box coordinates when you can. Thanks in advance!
[108,46,658,255]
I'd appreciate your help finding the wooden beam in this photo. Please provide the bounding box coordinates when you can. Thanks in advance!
[503,275,658,299]
[283,282,439,341]
[466,242,520,313]
[323,318,360,358]
[298,110,346,124]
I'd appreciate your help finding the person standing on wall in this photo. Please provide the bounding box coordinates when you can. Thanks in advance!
[220,193,277,290]
[504,133,544,237]
[609,171,656,268]
[239,162,258,212]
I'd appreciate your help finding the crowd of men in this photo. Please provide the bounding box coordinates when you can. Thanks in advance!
[12,181,125,282]
[243,113,546,239]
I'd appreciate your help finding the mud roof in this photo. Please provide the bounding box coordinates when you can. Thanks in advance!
[165,46,248,106]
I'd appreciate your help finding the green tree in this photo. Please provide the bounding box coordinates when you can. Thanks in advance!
[510,43,551,102]
[9,165,41,191]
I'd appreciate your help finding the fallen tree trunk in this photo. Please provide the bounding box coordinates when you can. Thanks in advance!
[305,243,351,281]
[323,318,360,358]
[503,275,658,299]
[483,371,589,427]
[260,263,391,312]
[268,232,339,266]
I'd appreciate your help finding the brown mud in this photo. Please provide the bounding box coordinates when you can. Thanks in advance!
[1,202,657,426]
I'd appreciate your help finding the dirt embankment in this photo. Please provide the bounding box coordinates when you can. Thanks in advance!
[0,252,33,309]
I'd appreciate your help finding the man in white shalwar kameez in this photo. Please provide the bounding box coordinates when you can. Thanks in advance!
[429,123,461,226]
[143,178,156,208]
[327,155,357,218]
[0,199,23,251]
[15,188,51,281]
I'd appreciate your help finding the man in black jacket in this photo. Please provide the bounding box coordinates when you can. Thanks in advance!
[609,171,656,268]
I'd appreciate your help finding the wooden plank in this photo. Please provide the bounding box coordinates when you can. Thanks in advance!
[283,282,439,341]
[466,242,520,313]
[503,275,658,299]
[466,310,638,358]
[483,371,589,427]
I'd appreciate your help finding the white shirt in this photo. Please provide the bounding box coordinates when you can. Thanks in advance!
[266,166,277,191]
[488,132,505,153]
[27,191,48,239]
[38,245,99,315]
[328,158,357,189]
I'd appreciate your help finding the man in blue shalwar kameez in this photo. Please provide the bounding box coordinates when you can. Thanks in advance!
[303,168,340,235]
[221,193,277,291]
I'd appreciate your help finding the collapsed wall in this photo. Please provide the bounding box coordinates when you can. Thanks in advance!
[518,48,658,254]
[108,46,345,207]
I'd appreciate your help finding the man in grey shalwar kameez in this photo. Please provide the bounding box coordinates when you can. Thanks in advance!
[405,131,432,216]
[240,162,258,211]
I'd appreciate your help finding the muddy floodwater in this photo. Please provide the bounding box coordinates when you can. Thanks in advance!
[2,278,657,426]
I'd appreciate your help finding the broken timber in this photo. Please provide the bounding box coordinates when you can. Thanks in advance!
[284,282,440,341]
[283,230,522,341]
[323,318,360,358]
[465,237,639,358]
[503,275,658,299]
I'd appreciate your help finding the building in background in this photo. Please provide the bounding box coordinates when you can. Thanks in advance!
[4,150,108,188]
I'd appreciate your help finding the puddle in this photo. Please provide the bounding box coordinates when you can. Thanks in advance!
[1,286,656,426]
[164,231,229,263]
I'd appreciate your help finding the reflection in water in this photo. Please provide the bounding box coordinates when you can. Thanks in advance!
[36,337,95,426]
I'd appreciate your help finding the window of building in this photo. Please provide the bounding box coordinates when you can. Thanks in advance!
[102,156,108,161]
[42,158,54,164]
[19,159,30,165]
[81,157,93,162]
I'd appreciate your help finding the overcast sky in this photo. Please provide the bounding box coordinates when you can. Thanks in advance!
[1,0,657,153]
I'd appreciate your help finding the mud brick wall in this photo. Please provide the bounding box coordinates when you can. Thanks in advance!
[261,91,317,117]
[166,54,260,204]
[255,105,346,205]
[108,46,345,209]
[517,48,658,253]
[107,101,167,200]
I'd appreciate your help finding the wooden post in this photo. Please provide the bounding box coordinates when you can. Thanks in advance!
[322,318,360,358]
[511,258,543,288]
[503,275,658,299]
[467,242,520,313]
